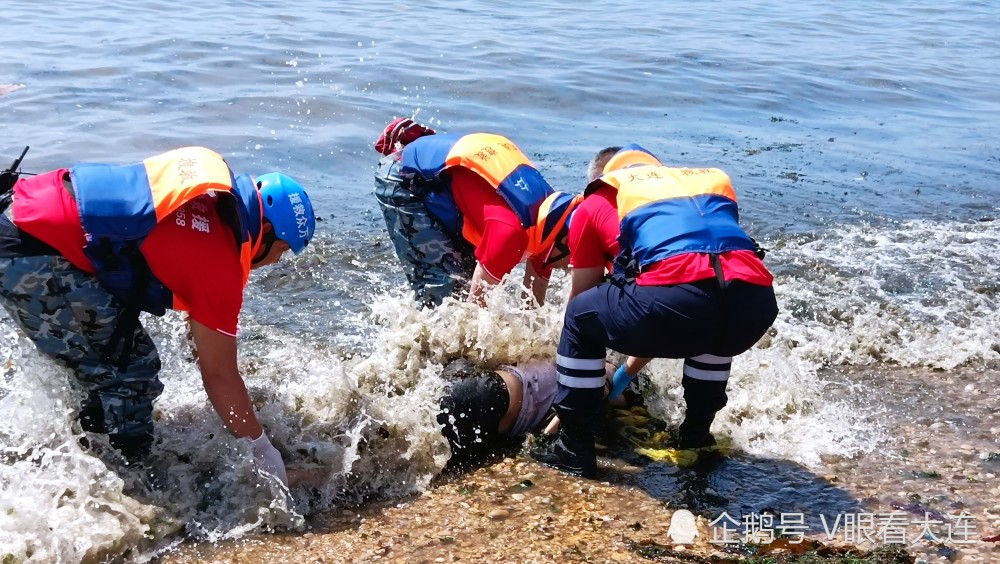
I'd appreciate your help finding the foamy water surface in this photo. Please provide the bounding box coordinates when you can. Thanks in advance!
[2,0,999,561]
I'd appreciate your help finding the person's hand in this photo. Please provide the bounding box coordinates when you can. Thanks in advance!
[543,414,561,435]
[251,431,289,487]
[607,364,634,400]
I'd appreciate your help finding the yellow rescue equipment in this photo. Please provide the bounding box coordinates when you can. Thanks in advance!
[611,405,730,467]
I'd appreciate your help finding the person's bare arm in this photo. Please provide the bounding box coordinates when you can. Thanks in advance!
[468,262,501,306]
[523,261,549,305]
[469,261,549,306]
[543,415,560,436]
[625,356,652,375]
[189,320,263,439]
[568,266,605,301]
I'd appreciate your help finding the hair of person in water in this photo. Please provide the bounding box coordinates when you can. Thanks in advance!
[587,146,623,182]
[436,359,510,466]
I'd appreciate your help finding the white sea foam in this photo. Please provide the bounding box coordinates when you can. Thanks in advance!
[1,219,998,560]
[768,218,1000,369]
[0,327,159,562]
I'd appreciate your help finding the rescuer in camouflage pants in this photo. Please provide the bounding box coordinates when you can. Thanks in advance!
[0,236,162,459]
[373,154,475,307]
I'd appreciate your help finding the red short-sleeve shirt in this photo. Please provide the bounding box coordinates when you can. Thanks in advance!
[142,195,245,336]
[450,167,551,280]
[638,250,774,287]
[15,171,246,336]
[568,184,620,271]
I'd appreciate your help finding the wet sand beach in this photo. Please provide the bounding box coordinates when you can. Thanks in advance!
[157,366,1000,564]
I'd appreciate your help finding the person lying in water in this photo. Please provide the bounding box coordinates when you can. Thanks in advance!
[287,358,596,486]
[436,358,630,465]
[286,358,645,487]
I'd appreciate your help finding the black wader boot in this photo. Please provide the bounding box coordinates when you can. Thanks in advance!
[79,393,153,462]
[678,376,729,449]
[531,387,602,478]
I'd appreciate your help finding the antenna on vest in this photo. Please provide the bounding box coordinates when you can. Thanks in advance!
[0,146,29,213]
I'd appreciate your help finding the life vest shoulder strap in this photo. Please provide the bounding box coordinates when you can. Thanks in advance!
[70,147,261,314]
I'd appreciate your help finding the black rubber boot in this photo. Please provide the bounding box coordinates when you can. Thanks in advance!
[678,376,729,449]
[79,394,152,463]
[78,393,106,434]
[530,388,602,478]
[530,429,597,478]
[109,432,154,463]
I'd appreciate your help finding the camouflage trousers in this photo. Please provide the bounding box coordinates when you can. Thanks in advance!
[0,254,162,454]
[374,157,475,307]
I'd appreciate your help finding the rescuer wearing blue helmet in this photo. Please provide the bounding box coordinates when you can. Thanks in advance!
[0,146,317,490]
[257,172,316,256]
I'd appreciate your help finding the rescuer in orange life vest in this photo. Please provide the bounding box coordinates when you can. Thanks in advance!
[0,146,316,488]
[531,144,779,478]
[373,118,581,307]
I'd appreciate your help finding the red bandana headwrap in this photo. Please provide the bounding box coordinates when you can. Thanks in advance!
[374,118,436,156]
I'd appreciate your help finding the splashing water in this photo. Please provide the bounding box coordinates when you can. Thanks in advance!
[2,218,999,560]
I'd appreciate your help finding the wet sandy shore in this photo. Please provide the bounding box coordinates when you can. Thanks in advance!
[156,367,1000,563]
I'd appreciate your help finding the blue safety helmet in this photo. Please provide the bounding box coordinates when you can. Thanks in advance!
[256,172,316,254]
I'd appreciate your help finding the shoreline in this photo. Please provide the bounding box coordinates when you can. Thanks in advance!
[155,366,1000,563]
[154,454,995,564]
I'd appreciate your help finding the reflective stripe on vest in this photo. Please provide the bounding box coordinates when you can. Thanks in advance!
[602,163,756,270]
[69,147,261,314]
[400,133,553,245]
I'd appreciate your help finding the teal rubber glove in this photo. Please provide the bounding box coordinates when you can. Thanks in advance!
[607,364,634,400]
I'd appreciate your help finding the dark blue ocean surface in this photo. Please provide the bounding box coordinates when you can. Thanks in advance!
[4,0,998,334]
[3,0,998,232]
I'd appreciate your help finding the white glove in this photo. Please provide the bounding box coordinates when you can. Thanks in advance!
[251,431,289,487]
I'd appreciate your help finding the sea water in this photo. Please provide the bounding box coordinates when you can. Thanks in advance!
[1,0,998,561]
